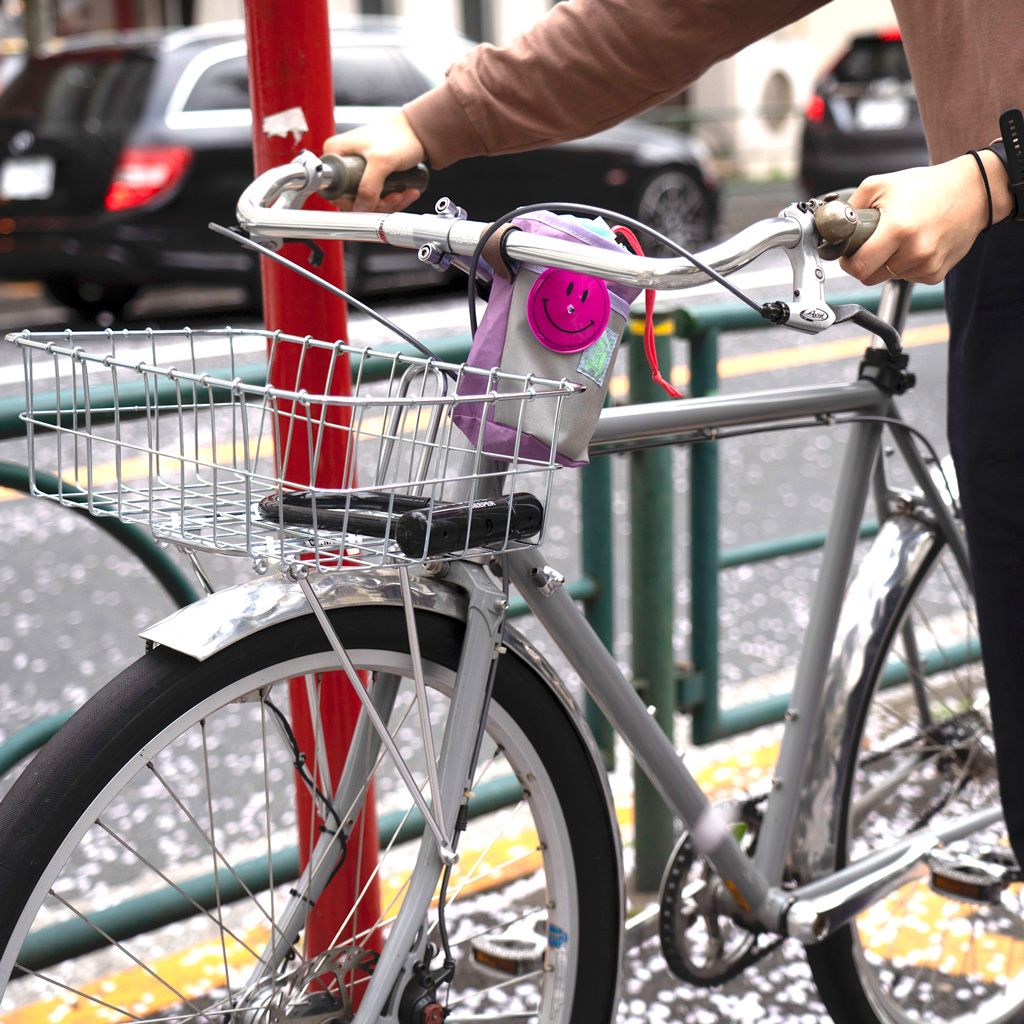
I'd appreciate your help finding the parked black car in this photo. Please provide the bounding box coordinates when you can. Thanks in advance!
[800,29,928,198]
[0,20,719,319]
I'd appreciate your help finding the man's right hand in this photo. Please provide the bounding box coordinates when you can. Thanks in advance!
[323,112,427,213]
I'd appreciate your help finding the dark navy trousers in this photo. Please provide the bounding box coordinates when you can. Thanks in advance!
[945,219,1024,861]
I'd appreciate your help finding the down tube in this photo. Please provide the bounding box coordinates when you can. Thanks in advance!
[505,547,780,923]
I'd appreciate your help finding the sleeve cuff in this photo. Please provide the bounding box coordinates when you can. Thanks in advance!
[403,86,487,171]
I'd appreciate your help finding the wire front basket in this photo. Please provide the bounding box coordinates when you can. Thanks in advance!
[5,327,582,573]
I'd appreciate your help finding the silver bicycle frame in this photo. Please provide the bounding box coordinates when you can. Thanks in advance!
[137,158,1001,1007]
[232,156,990,935]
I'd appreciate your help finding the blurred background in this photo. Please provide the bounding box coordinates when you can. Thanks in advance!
[0,0,925,321]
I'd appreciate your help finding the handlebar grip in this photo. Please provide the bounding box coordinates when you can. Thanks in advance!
[814,200,880,260]
[318,153,430,201]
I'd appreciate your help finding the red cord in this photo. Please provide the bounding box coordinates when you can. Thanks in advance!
[612,226,683,399]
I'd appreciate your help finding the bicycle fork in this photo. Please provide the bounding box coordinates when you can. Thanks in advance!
[244,560,509,1021]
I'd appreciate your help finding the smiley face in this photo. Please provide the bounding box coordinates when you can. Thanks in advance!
[526,268,611,354]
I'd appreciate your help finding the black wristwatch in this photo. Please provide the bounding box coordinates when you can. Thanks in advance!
[987,108,1024,221]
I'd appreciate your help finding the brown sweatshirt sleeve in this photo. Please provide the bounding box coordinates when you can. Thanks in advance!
[405,0,828,169]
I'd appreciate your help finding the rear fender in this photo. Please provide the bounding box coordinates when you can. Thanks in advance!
[787,514,941,883]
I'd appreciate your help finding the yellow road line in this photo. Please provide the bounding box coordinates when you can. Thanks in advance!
[5,732,1016,1024]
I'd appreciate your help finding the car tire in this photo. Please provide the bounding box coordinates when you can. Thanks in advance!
[635,165,715,256]
[343,244,365,297]
[43,276,139,321]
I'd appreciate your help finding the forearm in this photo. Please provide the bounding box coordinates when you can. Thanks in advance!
[405,0,826,169]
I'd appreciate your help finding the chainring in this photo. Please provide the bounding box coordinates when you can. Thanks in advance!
[658,798,779,986]
[242,945,376,1024]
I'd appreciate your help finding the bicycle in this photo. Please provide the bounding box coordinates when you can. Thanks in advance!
[0,149,1011,1024]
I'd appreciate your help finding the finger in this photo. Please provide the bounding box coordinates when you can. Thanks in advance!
[844,175,884,211]
[379,188,421,214]
[839,241,897,285]
[354,170,390,212]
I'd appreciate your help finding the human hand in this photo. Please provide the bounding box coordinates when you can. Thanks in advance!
[838,151,1010,285]
[323,112,427,213]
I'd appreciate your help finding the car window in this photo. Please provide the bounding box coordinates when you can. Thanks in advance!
[832,40,910,83]
[331,46,428,106]
[0,53,153,131]
[183,54,250,112]
[179,45,427,114]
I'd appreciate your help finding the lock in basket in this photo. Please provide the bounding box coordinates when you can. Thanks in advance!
[4,326,584,573]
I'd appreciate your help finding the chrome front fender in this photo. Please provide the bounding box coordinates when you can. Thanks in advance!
[787,514,941,883]
[141,568,626,968]
[141,569,467,662]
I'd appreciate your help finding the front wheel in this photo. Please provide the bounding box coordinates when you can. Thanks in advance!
[807,534,1024,1023]
[0,605,621,1023]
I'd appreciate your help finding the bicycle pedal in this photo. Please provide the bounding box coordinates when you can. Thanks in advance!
[927,846,1022,904]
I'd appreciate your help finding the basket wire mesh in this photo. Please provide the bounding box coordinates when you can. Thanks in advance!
[5,327,582,573]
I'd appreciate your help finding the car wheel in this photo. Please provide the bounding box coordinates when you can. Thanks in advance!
[635,166,715,256]
[343,244,365,297]
[44,277,139,321]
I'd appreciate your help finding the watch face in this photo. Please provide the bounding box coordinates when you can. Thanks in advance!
[1000,109,1024,176]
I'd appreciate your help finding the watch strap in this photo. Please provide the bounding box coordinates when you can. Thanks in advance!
[998,108,1024,221]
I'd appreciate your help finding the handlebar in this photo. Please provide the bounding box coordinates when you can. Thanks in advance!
[318,154,430,201]
[235,151,887,342]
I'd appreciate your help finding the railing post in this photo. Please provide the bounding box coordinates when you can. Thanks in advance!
[629,330,677,891]
[687,326,722,745]
[580,452,616,768]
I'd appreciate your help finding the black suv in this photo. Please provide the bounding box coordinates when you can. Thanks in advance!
[799,30,927,198]
[0,20,719,319]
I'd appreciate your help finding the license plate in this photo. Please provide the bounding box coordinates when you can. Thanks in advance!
[855,98,909,131]
[0,155,56,200]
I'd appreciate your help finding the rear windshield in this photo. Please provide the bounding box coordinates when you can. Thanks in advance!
[832,39,910,83]
[0,52,153,131]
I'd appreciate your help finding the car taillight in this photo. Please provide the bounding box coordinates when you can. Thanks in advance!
[805,95,826,123]
[877,27,902,42]
[104,146,193,212]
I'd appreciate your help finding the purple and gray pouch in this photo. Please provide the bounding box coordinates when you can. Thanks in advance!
[452,211,641,467]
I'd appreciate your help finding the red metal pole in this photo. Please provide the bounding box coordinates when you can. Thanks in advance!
[243,1,381,960]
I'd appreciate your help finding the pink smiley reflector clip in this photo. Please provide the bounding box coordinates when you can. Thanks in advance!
[526,268,611,354]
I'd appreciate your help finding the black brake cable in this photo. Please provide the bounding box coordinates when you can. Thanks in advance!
[465,201,766,339]
[264,696,344,832]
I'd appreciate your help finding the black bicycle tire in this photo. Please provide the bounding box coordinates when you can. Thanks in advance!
[804,542,1017,1024]
[0,606,621,1023]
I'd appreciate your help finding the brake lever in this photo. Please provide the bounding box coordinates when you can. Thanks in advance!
[832,304,903,358]
[759,203,838,334]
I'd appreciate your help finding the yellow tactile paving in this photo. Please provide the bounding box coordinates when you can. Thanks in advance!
[5,732,1022,1024]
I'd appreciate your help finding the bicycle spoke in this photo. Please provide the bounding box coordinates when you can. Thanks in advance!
[146,761,298,956]
[12,962,144,1022]
[46,891,202,1014]
[201,720,235,1006]
[445,970,545,1009]
[93,819,265,965]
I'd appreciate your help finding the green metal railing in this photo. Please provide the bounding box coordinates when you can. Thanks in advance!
[623,283,947,886]
[0,282,952,945]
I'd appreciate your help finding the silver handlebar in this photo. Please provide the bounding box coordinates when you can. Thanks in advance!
[235,152,876,337]
[237,152,802,290]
